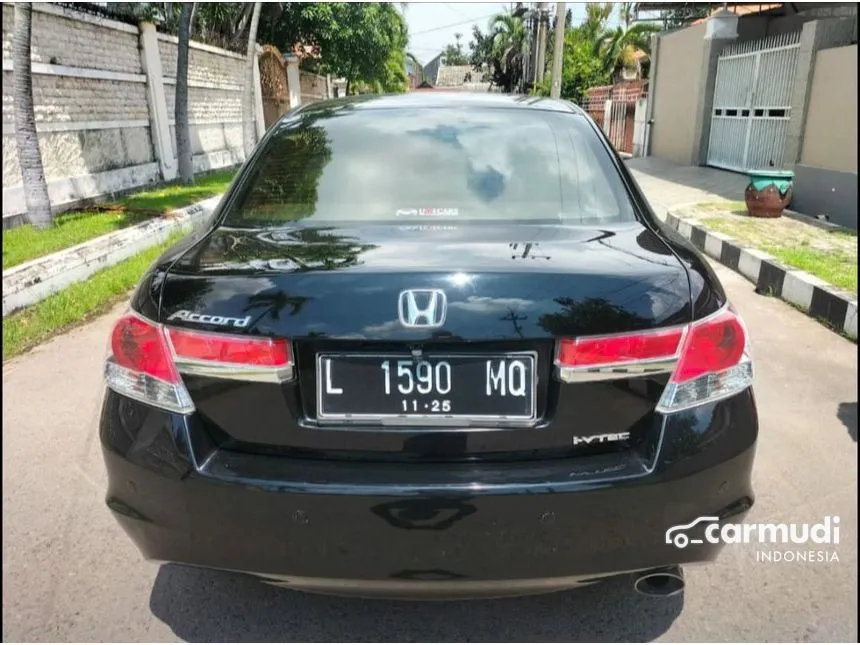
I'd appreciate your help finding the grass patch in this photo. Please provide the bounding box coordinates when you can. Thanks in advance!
[769,246,857,292]
[2,170,233,270]
[694,209,858,294]
[3,233,183,361]
[697,201,747,214]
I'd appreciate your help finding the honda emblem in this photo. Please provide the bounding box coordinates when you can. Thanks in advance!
[398,289,447,328]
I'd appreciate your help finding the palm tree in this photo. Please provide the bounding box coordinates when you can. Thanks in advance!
[243,2,262,157]
[175,2,194,184]
[12,2,52,228]
[580,2,614,42]
[619,2,637,29]
[593,19,661,82]
[490,11,527,92]
[192,3,255,51]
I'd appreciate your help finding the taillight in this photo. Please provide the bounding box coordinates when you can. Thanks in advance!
[556,327,684,369]
[105,313,193,413]
[104,312,294,414]
[166,327,293,383]
[657,307,753,413]
[555,305,753,413]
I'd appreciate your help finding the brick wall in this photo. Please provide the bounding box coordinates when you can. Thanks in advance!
[1,4,141,73]
[299,71,328,104]
[583,80,649,154]
[1,2,263,224]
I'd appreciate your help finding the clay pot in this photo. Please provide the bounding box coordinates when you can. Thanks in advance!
[744,169,794,218]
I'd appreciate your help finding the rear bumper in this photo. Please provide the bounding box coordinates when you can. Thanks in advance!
[100,389,757,598]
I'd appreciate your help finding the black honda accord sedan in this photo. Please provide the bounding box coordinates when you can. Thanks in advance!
[100,92,757,599]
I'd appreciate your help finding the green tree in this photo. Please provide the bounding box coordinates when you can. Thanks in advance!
[377,8,410,93]
[468,8,527,93]
[112,3,412,94]
[442,32,469,65]
[531,3,613,102]
[592,8,661,82]
[579,2,614,41]
[114,3,260,52]
[535,2,661,98]
[490,11,527,90]
[534,29,610,103]
[195,3,259,50]
[264,3,410,94]
[619,2,635,28]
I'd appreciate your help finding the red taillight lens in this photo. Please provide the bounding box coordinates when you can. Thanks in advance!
[167,328,291,367]
[110,314,179,383]
[554,305,754,413]
[672,309,746,383]
[105,313,194,413]
[660,306,753,412]
[556,327,684,368]
[105,312,294,414]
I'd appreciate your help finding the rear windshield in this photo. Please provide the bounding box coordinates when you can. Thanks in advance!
[222,105,637,227]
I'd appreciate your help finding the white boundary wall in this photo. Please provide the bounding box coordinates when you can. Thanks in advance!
[1,3,264,225]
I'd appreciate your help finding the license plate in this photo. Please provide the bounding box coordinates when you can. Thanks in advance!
[316,353,537,423]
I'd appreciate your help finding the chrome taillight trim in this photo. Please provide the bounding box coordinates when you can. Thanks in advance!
[172,358,295,384]
[553,323,688,383]
[104,310,295,395]
[551,302,750,393]
[556,358,678,383]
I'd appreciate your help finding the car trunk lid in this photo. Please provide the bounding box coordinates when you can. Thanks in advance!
[153,222,691,462]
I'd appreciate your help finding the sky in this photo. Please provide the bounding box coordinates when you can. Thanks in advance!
[404,2,611,65]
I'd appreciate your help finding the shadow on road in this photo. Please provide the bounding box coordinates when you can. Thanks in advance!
[149,564,683,642]
[837,402,857,442]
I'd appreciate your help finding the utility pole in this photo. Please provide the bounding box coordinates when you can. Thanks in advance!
[516,2,532,93]
[549,2,565,98]
[534,3,549,87]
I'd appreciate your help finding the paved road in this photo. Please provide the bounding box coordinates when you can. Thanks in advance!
[3,262,857,642]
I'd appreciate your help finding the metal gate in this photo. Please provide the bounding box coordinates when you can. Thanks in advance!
[608,101,628,152]
[583,82,648,154]
[707,31,801,172]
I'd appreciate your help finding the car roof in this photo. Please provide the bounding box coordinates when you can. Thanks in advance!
[295,91,585,116]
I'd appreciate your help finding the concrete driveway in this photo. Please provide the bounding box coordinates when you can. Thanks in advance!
[2,262,857,642]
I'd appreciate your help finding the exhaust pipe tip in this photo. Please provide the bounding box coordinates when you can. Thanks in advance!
[633,566,685,597]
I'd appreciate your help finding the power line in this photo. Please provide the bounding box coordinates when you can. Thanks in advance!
[444,2,469,19]
[410,12,499,36]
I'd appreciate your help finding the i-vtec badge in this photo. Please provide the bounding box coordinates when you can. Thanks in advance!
[167,309,251,329]
[573,432,631,446]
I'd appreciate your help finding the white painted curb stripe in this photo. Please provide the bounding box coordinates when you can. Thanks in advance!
[666,210,857,341]
[2,195,222,317]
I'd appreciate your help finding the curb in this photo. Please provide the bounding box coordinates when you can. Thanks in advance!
[2,194,222,318]
[665,211,857,341]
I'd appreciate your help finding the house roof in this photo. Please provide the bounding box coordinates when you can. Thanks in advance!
[435,65,491,87]
[435,65,477,87]
[691,3,784,23]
